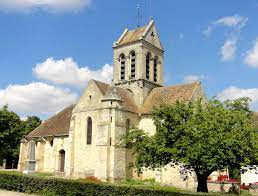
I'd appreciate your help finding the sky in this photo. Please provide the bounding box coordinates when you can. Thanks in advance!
[0,0,258,119]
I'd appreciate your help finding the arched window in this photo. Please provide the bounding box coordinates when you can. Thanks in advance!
[86,117,92,145]
[146,52,151,80]
[130,51,136,79]
[59,150,65,172]
[125,119,130,148]
[126,119,130,133]
[154,56,158,82]
[120,54,126,80]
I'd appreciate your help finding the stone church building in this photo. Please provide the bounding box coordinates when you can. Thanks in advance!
[18,20,207,189]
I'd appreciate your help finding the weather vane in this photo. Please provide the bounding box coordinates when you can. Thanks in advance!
[137,1,141,27]
[137,0,153,27]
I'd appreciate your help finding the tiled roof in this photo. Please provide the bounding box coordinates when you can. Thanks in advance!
[115,87,139,113]
[93,80,139,113]
[94,80,110,95]
[26,80,201,138]
[118,26,147,46]
[26,104,75,138]
[140,82,200,114]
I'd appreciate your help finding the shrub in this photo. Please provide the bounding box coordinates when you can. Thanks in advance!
[0,172,192,196]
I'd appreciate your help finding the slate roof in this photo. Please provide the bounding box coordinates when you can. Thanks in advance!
[140,82,200,114]
[117,26,147,46]
[26,104,75,138]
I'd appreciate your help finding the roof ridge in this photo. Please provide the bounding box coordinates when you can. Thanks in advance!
[92,80,134,98]
[91,79,111,95]
[189,81,201,101]
[152,81,200,91]
[142,19,154,38]
[128,25,147,32]
[168,81,200,88]
[91,79,110,86]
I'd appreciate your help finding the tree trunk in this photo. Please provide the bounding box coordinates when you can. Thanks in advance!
[197,174,208,192]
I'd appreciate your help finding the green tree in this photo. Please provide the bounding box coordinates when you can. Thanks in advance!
[0,106,41,168]
[23,116,41,136]
[0,105,24,167]
[123,98,258,192]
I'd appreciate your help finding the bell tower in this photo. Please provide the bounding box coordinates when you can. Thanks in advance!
[112,19,164,106]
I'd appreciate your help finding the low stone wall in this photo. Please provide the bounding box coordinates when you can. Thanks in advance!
[207,181,238,193]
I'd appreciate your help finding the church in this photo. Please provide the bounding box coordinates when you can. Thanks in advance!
[18,20,206,189]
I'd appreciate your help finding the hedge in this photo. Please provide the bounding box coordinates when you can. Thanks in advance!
[0,172,192,196]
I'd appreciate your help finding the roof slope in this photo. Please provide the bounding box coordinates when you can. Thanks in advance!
[140,82,200,114]
[115,87,139,113]
[94,80,110,95]
[118,26,147,46]
[27,104,75,138]
[26,81,202,138]
[93,80,139,113]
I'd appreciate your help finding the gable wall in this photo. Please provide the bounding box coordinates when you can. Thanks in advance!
[191,84,206,101]
[144,24,163,51]
[73,80,104,113]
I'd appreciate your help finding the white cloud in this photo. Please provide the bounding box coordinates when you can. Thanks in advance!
[183,74,205,83]
[203,26,212,37]
[244,39,258,68]
[217,86,258,111]
[33,57,113,88]
[0,82,78,116]
[214,15,248,27]
[220,38,237,61]
[203,15,248,61]
[0,0,92,13]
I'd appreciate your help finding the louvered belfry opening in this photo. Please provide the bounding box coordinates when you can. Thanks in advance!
[154,56,158,82]
[146,52,151,80]
[130,51,136,79]
[120,54,126,80]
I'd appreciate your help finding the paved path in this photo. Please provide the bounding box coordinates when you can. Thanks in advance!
[0,190,35,196]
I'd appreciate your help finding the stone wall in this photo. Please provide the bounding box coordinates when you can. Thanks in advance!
[18,142,28,172]
[207,182,238,193]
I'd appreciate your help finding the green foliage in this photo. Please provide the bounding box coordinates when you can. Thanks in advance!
[0,105,41,167]
[122,98,258,192]
[228,167,240,180]
[0,105,24,164]
[0,172,195,196]
[22,116,41,136]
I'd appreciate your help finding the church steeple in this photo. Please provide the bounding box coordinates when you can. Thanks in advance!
[113,19,164,85]
[112,20,164,106]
